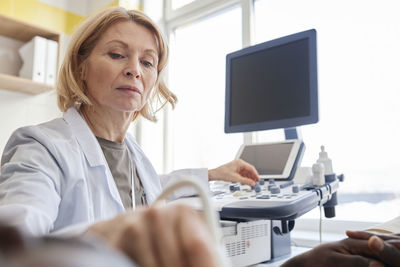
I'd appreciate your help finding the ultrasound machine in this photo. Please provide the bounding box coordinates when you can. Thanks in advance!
[174,29,342,266]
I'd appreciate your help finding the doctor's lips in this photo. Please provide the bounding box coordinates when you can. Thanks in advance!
[116,85,142,94]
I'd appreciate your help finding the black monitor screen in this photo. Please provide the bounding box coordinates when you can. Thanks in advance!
[225,29,318,133]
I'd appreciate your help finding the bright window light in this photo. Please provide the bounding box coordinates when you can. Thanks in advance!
[171,0,196,10]
[168,6,243,171]
[255,0,400,223]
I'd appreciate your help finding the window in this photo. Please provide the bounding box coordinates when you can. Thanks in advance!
[171,0,196,10]
[167,5,243,171]
[139,0,400,237]
[254,0,400,224]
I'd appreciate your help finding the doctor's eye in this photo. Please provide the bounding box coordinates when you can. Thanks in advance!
[109,52,124,59]
[141,60,154,68]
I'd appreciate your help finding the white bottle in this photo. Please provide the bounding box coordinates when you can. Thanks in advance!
[312,162,325,186]
[316,145,333,175]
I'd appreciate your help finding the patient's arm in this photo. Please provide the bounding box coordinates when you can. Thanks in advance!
[281,238,383,267]
[346,230,400,267]
[281,230,400,267]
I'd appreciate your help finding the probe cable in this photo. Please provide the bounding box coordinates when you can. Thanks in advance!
[154,178,231,267]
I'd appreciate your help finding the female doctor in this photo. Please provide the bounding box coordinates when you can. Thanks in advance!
[0,6,259,266]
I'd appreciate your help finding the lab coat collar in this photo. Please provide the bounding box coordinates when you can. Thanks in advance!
[63,106,160,206]
[63,106,124,209]
[63,106,144,165]
[63,106,106,167]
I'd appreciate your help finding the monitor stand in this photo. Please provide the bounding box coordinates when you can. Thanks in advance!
[284,127,302,140]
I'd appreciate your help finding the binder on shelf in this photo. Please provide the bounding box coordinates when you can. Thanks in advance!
[18,36,47,83]
[45,39,58,85]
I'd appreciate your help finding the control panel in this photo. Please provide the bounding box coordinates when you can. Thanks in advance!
[173,177,339,222]
[209,178,338,221]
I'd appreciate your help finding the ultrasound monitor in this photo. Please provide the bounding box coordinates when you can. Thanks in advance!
[224,29,318,134]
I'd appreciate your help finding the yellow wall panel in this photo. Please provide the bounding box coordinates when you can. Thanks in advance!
[0,0,12,15]
[108,0,119,7]
[0,0,137,35]
[0,0,84,34]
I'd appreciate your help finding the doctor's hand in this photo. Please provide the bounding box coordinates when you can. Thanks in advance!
[346,230,400,267]
[87,204,219,267]
[208,159,260,186]
[281,238,385,267]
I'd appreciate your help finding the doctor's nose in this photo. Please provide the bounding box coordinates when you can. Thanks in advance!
[125,71,140,79]
[124,60,141,79]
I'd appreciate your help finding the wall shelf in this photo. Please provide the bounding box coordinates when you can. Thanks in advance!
[0,73,54,94]
[0,14,59,42]
[0,14,60,95]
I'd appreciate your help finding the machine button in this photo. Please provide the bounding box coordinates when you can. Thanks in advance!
[292,185,300,193]
[270,186,281,194]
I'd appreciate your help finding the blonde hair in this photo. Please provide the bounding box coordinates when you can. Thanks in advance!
[57,7,176,121]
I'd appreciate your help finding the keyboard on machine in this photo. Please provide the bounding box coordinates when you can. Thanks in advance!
[172,177,338,221]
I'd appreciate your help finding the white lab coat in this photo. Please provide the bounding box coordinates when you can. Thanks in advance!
[0,106,208,236]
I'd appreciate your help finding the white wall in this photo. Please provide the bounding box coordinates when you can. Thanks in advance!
[37,0,115,16]
[0,90,61,156]
[86,0,116,14]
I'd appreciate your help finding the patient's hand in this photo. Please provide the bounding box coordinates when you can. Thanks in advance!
[208,159,260,186]
[346,230,400,267]
[88,204,219,267]
[281,238,384,267]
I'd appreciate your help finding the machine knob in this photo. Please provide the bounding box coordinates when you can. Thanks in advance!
[267,179,276,190]
[229,183,240,192]
[270,186,280,194]
[292,185,300,193]
[268,184,274,191]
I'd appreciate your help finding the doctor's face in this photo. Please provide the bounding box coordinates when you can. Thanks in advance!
[85,20,159,113]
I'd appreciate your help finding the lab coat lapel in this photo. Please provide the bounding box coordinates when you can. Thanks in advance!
[125,135,162,205]
[63,107,124,209]
[63,107,106,167]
